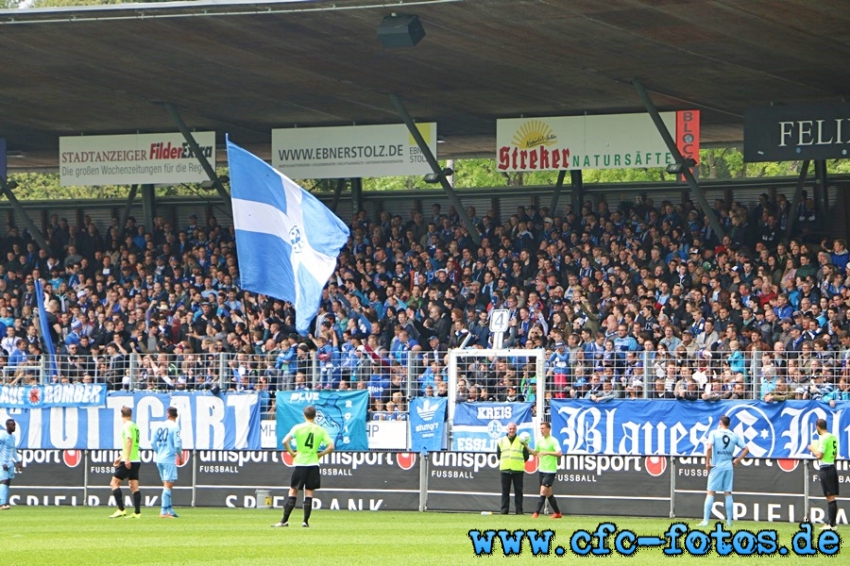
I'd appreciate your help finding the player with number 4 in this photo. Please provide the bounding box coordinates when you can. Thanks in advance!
[273,406,335,529]
[698,415,749,528]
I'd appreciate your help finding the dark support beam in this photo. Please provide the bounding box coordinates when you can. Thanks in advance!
[0,177,48,250]
[815,160,829,220]
[121,184,138,231]
[570,170,583,222]
[785,160,810,244]
[351,178,363,218]
[330,178,347,214]
[163,103,231,205]
[389,93,481,245]
[141,184,155,233]
[548,170,567,217]
[632,79,725,240]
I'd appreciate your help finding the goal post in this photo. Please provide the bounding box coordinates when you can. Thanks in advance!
[446,348,546,448]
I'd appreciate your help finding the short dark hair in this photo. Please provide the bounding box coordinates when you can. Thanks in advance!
[541,421,551,430]
[167,407,178,419]
[720,415,730,427]
[816,418,828,431]
[121,406,132,418]
[304,406,317,420]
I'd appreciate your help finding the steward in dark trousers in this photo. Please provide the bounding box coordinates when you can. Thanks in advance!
[496,422,529,515]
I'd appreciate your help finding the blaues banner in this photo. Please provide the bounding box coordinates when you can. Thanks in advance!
[410,397,446,453]
[0,383,106,409]
[451,402,534,452]
[275,390,369,451]
[34,279,58,379]
[550,399,850,459]
[0,392,261,450]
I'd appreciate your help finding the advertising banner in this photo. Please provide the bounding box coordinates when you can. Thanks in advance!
[410,397,446,453]
[451,402,534,452]
[674,457,807,523]
[59,132,215,186]
[496,111,698,171]
[0,384,106,409]
[427,452,670,517]
[550,399,849,459]
[261,418,407,450]
[271,123,437,178]
[194,450,419,510]
[744,103,850,162]
[808,460,850,525]
[0,392,261,450]
[275,390,369,451]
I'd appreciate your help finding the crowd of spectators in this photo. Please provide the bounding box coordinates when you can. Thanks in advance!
[1,188,850,421]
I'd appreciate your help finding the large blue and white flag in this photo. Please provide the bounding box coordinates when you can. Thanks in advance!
[227,139,350,334]
[34,279,58,379]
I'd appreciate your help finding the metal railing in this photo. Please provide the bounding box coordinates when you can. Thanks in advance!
[3,347,847,410]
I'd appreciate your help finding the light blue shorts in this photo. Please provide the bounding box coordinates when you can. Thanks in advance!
[0,467,15,482]
[707,468,733,493]
[157,463,178,483]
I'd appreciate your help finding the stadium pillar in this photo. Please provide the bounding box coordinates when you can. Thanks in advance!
[330,178,347,213]
[351,178,363,218]
[548,170,567,219]
[120,184,139,232]
[632,79,726,240]
[163,103,231,205]
[570,169,583,222]
[814,159,829,220]
[0,176,49,250]
[785,160,810,244]
[141,184,155,233]
[389,94,481,245]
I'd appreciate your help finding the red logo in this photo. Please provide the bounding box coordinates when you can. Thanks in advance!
[63,450,82,468]
[396,453,417,471]
[776,459,799,472]
[28,387,41,405]
[524,455,539,474]
[177,450,191,468]
[281,451,295,467]
[645,456,667,477]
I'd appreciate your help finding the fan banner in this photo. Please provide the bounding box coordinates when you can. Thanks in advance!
[275,390,369,451]
[451,402,534,452]
[0,392,261,450]
[550,399,846,459]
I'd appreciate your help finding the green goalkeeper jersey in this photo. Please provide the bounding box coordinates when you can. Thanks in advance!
[122,421,140,463]
[288,422,331,466]
[536,435,561,473]
[819,432,838,466]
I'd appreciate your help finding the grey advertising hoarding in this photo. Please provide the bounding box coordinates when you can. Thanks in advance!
[11,449,86,507]
[194,450,419,510]
[674,457,806,523]
[84,449,193,509]
[807,459,849,525]
[744,103,850,162]
[427,453,670,517]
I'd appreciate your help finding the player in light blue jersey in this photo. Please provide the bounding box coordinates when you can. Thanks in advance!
[153,407,183,518]
[0,419,22,510]
[698,415,749,528]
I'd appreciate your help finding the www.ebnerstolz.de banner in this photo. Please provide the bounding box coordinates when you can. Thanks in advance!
[468,523,840,557]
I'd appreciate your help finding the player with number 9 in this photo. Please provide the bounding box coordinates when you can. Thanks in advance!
[273,405,335,529]
[698,415,749,528]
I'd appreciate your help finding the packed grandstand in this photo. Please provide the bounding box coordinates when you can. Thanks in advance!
[1,191,847,419]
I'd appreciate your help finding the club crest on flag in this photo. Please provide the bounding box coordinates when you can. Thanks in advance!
[226,137,350,334]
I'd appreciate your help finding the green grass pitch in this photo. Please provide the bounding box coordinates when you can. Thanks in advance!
[0,507,842,565]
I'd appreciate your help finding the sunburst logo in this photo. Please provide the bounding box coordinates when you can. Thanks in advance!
[511,120,557,149]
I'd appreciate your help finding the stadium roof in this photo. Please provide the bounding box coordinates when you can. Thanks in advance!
[1,0,849,171]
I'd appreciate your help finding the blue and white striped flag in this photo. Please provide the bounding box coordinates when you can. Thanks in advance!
[227,138,350,334]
